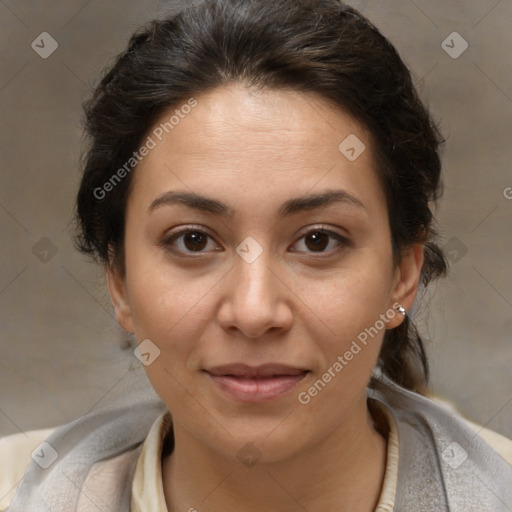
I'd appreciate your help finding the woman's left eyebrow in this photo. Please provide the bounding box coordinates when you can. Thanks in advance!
[147,189,366,217]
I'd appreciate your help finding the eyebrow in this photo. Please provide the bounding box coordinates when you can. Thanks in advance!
[148,189,366,217]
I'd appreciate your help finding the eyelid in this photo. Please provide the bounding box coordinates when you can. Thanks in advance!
[295,224,350,241]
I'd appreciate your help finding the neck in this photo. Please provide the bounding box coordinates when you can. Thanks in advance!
[162,397,388,512]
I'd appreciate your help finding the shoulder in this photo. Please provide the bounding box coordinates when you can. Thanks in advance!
[467,420,512,465]
[373,380,512,508]
[0,427,56,511]
[430,395,512,466]
[374,379,512,466]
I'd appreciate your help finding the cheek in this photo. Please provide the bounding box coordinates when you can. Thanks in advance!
[124,257,216,404]
[300,258,393,330]
[127,267,216,343]
[296,273,390,410]
[298,254,394,370]
[123,238,220,359]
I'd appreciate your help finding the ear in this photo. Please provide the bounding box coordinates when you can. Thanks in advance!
[105,263,135,334]
[386,243,424,329]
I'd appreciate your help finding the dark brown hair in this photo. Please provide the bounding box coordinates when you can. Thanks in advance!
[75,0,448,393]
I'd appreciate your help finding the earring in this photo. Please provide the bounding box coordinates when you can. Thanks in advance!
[396,304,406,316]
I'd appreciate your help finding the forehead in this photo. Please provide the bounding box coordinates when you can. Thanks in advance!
[130,84,384,217]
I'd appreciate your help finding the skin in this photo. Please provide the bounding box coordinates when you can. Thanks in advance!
[107,83,424,511]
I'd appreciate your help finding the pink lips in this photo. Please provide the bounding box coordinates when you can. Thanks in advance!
[204,363,309,403]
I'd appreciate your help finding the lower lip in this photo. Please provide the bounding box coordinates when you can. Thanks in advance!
[206,372,308,402]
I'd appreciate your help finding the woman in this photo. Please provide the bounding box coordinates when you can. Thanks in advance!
[1,0,511,510]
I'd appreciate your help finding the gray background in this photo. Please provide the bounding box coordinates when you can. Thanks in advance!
[0,0,511,439]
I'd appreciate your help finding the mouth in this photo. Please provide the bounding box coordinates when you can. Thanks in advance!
[203,363,310,403]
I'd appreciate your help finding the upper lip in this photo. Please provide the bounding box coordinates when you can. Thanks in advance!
[205,363,309,378]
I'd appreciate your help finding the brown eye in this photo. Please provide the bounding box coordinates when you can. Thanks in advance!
[183,232,208,251]
[291,228,350,255]
[304,231,329,252]
[163,228,220,254]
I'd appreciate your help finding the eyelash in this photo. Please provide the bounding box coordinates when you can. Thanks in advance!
[161,225,351,257]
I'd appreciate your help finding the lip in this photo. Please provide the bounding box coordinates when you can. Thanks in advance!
[206,363,308,378]
[204,363,309,403]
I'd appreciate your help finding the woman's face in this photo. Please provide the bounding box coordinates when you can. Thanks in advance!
[108,84,422,463]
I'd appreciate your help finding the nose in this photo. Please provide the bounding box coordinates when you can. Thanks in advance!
[216,249,293,339]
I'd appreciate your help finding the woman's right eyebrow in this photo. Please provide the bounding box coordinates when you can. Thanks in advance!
[147,189,366,218]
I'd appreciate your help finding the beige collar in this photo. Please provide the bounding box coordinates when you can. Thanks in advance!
[130,407,399,512]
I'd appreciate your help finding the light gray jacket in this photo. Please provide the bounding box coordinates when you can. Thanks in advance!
[7,375,512,511]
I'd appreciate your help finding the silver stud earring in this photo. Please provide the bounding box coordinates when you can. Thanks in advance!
[396,304,406,316]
